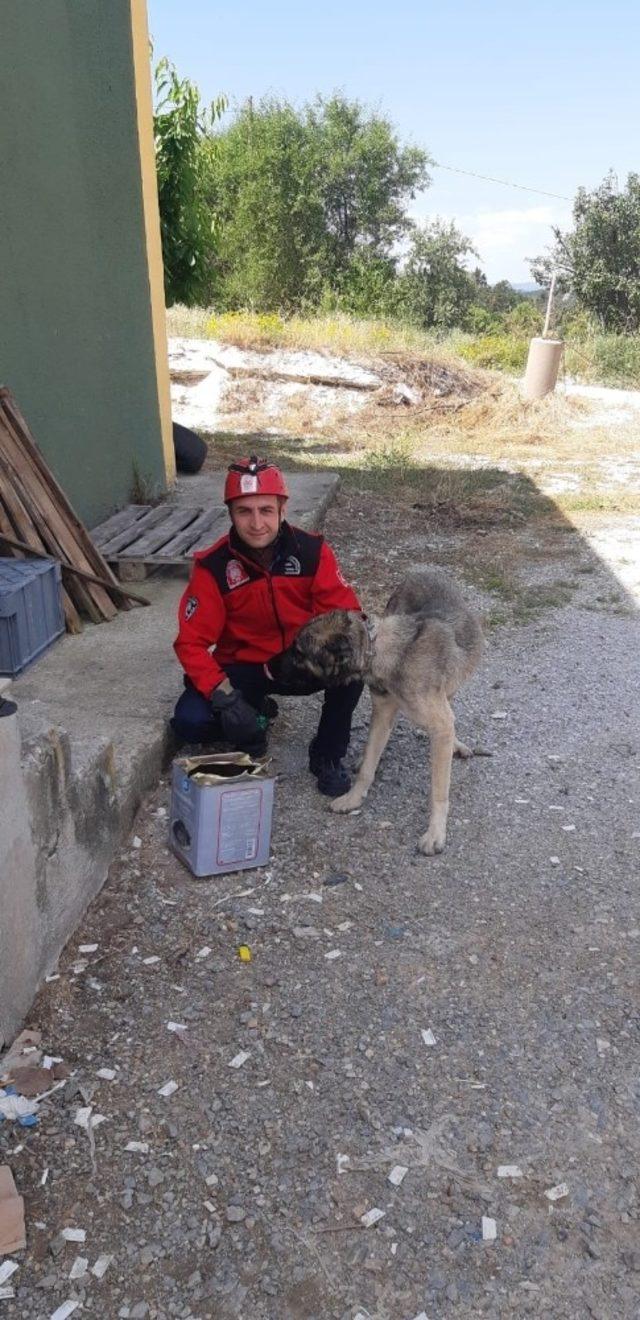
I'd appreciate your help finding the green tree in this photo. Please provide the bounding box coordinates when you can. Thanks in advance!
[530,172,640,331]
[398,221,477,328]
[153,57,226,306]
[204,94,430,311]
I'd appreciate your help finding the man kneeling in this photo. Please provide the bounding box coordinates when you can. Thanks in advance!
[171,456,363,796]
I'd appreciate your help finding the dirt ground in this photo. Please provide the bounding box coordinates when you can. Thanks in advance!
[2,468,639,1319]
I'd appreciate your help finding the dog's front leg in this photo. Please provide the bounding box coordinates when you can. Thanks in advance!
[331,692,398,814]
[414,696,455,855]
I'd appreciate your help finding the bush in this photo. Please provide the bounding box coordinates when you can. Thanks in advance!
[206,310,286,348]
[504,301,543,336]
[456,334,529,372]
[464,306,502,335]
[564,333,640,386]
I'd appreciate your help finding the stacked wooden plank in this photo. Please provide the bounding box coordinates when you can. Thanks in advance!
[0,387,135,632]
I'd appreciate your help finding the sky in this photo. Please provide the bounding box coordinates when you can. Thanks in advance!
[147,0,640,284]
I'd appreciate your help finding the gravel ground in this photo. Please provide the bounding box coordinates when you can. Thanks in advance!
[2,487,640,1320]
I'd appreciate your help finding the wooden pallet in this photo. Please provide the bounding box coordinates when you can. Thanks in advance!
[92,503,226,579]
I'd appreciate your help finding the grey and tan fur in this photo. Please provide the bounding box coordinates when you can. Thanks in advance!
[287,568,484,855]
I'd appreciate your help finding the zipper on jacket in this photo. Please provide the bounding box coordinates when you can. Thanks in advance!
[267,575,286,649]
[228,527,290,649]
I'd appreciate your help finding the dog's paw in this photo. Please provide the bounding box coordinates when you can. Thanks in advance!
[417,827,446,856]
[330,791,365,814]
[454,739,473,759]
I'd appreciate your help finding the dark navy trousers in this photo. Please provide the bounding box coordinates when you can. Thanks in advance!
[171,662,363,761]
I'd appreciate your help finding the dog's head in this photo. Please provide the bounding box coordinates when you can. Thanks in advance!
[271,611,370,690]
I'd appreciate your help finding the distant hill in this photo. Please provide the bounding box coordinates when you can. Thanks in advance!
[511,281,541,295]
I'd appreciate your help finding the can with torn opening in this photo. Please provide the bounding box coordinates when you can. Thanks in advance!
[169,751,274,877]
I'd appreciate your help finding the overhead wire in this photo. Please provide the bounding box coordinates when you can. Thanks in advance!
[432,161,572,203]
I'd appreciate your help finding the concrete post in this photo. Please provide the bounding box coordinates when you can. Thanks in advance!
[522,337,564,401]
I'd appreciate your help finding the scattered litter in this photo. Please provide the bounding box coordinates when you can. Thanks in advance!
[246,908,264,916]
[548,805,564,812]
[491,710,508,720]
[40,1168,49,1186]
[0,1284,14,1300]
[360,1207,385,1228]
[562,824,576,831]
[166,1022,187,1034]
[125,1141,149,1153]
[0,1172,25,1251]
[69,1255,88,1279]
[195,946,212,960]
[158,1081,179,1098]
[237,945,252,962]
[514,797,530,804]
[91,1253,113,1279]
[228,1051,251,1069]
[78,944,98,954]
[308,892,323,903]
[336,1153,350,1175]
[324,950,341,961]
[50,1302,81,1320]
[545,1182,569,1202]
[205,1173,219,1187]
[596,1038,610,1056]
[497,1165,523,1179]
[0,1090,38,1125]
[142,956,161,966]
[0,1261,18,1285]
[42,1056,63,1070]
[323,873,349,887]
[388,1165,408,1186]
[0,1031,42,1080]
[132,836,142,848]
[482,1216,497,1241]
[421,1028,437,1047]
[74,1107,106,1130]
[96,1068,116,1081]
[549,856,561,866]
[354,882,363,892]
[337,921,353,932]
[61,1227,86,1242]
[45,974,60,983]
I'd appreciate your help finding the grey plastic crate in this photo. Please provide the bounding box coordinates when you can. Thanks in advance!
[0,557,65,676]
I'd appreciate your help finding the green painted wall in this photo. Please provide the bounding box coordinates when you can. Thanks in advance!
[0,1,169,528]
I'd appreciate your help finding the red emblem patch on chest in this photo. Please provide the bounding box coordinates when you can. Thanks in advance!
[226,559,250,590]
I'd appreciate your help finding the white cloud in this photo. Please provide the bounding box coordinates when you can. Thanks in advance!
[409,202,572,284]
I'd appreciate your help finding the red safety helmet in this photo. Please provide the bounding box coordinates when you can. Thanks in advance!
[224,455,289,504]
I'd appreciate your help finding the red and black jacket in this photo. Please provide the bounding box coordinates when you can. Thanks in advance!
[174,521,362,697]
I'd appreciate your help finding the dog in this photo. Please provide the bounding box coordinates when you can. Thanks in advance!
[276,568,484,855]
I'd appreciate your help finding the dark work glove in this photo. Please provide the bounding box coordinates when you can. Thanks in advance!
[210,687,265,750]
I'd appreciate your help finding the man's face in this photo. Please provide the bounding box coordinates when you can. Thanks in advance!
[230,494,283,549]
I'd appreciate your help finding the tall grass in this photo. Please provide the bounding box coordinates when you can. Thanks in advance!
[166,306,640,389]
[168,306,465,362]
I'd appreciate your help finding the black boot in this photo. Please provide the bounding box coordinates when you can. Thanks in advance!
[309,738,351,797]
